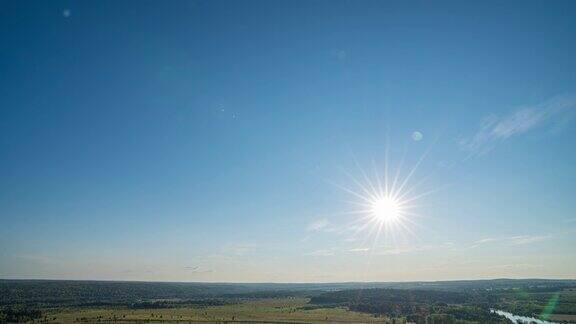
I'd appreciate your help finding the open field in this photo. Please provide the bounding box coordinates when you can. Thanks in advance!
[38,298,388,323]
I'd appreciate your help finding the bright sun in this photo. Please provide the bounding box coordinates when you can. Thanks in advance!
[335,157,431,245]
[370,197,401,222]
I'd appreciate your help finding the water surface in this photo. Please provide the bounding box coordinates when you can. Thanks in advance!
[491,309,557,324]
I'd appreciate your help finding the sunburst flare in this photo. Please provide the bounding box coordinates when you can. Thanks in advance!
[333,153,436,250]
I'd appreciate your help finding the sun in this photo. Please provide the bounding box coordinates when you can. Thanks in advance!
[328,149,438,249]
[370,196,401,222]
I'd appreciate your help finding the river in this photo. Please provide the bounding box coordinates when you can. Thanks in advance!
[491,309,558,324]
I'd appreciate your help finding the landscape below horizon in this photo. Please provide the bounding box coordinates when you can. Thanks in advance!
[2,278,576,323]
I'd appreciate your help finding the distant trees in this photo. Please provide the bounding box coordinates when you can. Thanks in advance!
[0,307,42,323]
[311,288,469,306]
[0,280,254,306]
[309,289,515,323]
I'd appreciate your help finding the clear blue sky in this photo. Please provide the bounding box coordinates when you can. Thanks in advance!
[1,0,575,282]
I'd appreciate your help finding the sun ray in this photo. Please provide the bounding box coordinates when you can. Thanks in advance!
[324,179,374,204]
[372,159,385,200]
[390,147,407,199]
[392,138,436,201]
[341,168,379,202]
[354,155,379,200]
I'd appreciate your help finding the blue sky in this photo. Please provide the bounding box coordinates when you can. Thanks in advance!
[1,0,575,282]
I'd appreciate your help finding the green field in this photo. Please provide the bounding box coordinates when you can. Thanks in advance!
[37,298,389,323]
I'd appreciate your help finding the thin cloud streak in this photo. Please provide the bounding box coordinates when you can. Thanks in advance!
[306,218,332,232]
[459,95,576,156]
[183,266,213,273]
[474,238,498,244]
[304,243,455,257]
[509,235,549,245]
[467,234,551,249]
[348,247,371,253]
[304,249,336,257]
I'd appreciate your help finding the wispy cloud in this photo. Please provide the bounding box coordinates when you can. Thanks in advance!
[474,238,498,245]
[509,235,548,245]
[347,247,370,253]
[305,241,457,257]
[378,247,419,255]
[304,249,335,257]
[467,237,499,249]
[459,95,576,156]
[306,218,332,232]
[467,234,550,249]
[183,266,213,273]
[375,242,454,255]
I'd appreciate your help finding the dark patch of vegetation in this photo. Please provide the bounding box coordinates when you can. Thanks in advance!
[0,306,42,323]
[0,280,268,307]
[311,288,470,305]
[222,290,318,299]
[129,299,232,309]
[310,288,511,322]
[297,304,341,311]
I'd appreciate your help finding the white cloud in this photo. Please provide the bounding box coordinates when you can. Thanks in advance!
[306,218,331,232]
[459,95,576,156]
[183,266,213,273]
[306,243,453,257]
[373,242,454,256]
[466,234,550,249]
[474,238,498,244]
[508,235,549,245]
[347,247,370,253]
[467,237,499,249]
[304,249,335,257]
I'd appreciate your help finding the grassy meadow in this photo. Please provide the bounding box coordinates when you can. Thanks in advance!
[38,298,389,323]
